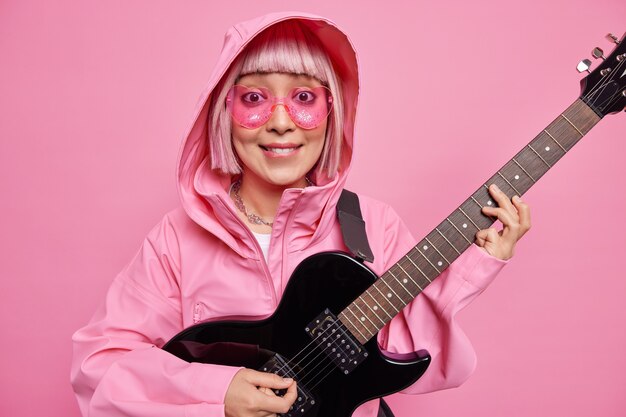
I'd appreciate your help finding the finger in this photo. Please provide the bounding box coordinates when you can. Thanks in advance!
[487,184,517,216]
[475,229,487,246]
[282,380,298,407]
[512,195,531,237]
[475,228,494,246]
[482,206,519,238]
[246,370,293,390]
[255,380,297,414]
[258,386,277,397]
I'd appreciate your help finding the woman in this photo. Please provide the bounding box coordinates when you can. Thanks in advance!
[71,12,530,417]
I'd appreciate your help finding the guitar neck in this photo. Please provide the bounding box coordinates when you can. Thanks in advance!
[339,98,601,344]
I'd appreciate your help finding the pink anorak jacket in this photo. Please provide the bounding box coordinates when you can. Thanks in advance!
[71,11,507,417]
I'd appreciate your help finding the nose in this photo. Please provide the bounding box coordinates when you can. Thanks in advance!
[265,102,296,134]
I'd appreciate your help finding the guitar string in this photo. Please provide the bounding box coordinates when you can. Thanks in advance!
[299,352,342,391]
[271,313,365,385]
[290,320,362,387]
[269,313,350,374]
[591,57,624,99]
[602,58,626,110]
[583,56,621,99]
[583,57,625,108]
[285,325,375,397]
[586,73,623,111]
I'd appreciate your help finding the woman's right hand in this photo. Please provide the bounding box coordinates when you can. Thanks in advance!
[224,368,297,417]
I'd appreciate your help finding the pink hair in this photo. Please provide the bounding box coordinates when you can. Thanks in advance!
[207,20,344,178]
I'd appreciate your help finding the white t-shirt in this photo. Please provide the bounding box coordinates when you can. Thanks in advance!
[251,231,271,261]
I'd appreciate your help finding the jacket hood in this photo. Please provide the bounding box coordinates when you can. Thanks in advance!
[176,12,360,257]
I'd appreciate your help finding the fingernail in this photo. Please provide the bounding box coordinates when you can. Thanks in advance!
[282,377,293,383]
[491,184,500,192]
[513,195,522,202]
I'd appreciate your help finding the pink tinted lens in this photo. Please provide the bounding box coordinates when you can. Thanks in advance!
[226,85,332,129]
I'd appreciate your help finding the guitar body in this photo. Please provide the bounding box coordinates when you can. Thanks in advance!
[163,252,430,417]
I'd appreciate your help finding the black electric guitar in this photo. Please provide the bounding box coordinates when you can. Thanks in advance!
[163,33,626,417]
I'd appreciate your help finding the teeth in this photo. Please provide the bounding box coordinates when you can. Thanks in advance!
[267,147,296,154]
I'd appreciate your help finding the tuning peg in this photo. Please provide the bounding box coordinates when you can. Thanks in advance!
[592,47,605,60]
[577,59,592,73]
[606,33,620,44]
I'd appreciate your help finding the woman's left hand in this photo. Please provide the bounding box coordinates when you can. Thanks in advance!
[475,184,531,260]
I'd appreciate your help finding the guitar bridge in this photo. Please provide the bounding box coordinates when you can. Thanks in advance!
[306,308,368,374]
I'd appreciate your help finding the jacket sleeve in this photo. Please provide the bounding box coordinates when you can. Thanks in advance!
[374,205,508,394]
[71,214,242,417]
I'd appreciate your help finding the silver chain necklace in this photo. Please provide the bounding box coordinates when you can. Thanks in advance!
[231,178,314,228]
[231,180,274,227]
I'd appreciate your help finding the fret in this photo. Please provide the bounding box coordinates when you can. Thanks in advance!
[433,223,469,259]
[378,275,404,305]
[346,305,375,338]
[497,171,522,196]
[532,132,566,167]
[387,269,414,298]
[486,174,514,199]
[403,255,428,286]
[438,221,469,254]
[527,143,552,168]
[395,262,420,290]
[470,195,484,210]
[339,311,367,342]
[435,227,461,255]
[407,247,438,278]
[359,295,385,325]
[543,129,568,153]
[416,246,441,274]
[353,300,379,329]
[449,210,478,231]
[561,114,584,137]
[512,158,537,183]
[500,160,534,195]
[446,217,473,245]
[458,207,481,231]
[425,236,452,265]
[472,187,498,222]
[564,101,598,138]
[371,282,401,315]
[364,289,393,319]
[397,256,431,295]
[460,197,492,232]
[515,146,551,183]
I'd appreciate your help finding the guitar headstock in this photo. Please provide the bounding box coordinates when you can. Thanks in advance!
[578,32,626,117]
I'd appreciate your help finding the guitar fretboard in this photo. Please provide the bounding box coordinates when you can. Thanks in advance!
[339,98,601,344]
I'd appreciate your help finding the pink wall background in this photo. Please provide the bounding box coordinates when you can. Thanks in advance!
[1,0,625,416]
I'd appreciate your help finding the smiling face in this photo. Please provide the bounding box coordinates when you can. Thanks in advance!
[230,72,328,188]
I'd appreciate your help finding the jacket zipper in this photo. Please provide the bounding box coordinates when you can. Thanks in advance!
[279,192,304,299]
[216,195,278,308]
[192,302,201,324]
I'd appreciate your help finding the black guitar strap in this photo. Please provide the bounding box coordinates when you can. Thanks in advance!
[337,189,374,263]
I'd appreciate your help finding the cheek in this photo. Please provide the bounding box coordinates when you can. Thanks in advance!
[308,124,327,155]
[231,126,258,155]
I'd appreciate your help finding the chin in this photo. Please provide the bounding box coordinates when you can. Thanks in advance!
[265,173,307,188]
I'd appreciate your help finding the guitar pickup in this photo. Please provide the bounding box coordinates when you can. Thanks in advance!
[306,308,368,374]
